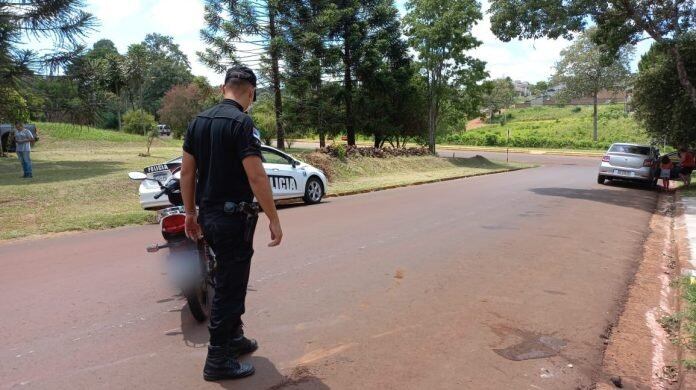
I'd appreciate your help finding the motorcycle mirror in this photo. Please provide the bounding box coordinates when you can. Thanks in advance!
[128,172,148,181]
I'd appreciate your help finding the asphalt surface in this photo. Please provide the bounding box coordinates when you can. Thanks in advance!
[0,151,658,389]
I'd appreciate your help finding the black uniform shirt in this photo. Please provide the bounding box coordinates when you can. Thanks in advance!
[183,99,262,206]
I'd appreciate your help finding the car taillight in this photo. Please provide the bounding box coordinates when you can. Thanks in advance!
[643,159,653,167]
[602,155,611,162]
[162,214,186,234]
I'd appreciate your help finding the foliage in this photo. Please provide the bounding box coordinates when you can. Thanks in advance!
[488,0,696,109]
[279,0,342,148]
[552,28,633,140]
[320,144,431,159]
[158,83,213,139]
[482,78,515,121]
[251,92,278,146]
[531,81,549,96]
[199,0,286,148]
[633,33,696,147]
[442,105,646,149]
[122,109,157,135]
[404,0,487,152]
[0,87,29,123]
[0,0,95,90]
[140,34,194,114]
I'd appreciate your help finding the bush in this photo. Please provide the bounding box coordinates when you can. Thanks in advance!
[571,106,582,113]
[319,144,430,159]
[302,152,335,181]
[122,109,157,135]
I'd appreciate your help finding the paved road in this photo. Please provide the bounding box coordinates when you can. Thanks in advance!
[0,151,658,389]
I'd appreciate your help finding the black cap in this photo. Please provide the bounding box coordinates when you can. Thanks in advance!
[225,65,257,88]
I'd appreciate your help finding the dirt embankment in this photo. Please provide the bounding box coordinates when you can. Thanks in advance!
[598,193,681,389]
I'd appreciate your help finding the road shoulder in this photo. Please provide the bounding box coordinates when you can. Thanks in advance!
[597,193,681,389]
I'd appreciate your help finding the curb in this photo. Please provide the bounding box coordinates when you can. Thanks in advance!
[434,145,605,158]
[325,166,527,198]
[675,192,696,386]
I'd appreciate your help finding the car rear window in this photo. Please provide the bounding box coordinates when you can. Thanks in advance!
[609,145,652,155]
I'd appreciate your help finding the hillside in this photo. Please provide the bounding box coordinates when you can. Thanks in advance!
[443,105,649,150]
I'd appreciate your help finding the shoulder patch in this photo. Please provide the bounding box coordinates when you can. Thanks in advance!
[253,128,261,140]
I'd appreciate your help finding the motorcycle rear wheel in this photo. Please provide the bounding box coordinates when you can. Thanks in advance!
[186,243,215,323]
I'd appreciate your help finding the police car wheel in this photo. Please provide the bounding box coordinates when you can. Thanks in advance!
[303,177,323,204]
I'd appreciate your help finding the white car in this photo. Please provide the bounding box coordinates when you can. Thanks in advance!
[137,145,328,210]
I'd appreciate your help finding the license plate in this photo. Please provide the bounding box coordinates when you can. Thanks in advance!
[613,169,629,176]
[145,164,169,174]
[153,172,169,181]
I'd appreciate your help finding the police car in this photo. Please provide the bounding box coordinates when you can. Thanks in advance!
[136,145,328,210]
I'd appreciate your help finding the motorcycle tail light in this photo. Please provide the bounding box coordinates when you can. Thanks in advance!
[162,214,186,234]
[602,155,611,162]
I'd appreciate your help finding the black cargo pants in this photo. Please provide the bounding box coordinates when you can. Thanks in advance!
[199,209,258,346]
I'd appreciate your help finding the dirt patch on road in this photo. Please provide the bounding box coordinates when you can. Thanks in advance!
[597,193,681,389]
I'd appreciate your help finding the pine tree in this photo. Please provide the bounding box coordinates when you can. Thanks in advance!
[199,0,288,149]
[0,0,95,88]
[324,0,407,146]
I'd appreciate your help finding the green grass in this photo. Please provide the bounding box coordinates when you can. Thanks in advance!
[442,105,648,150]
[0,123,183,240]
[0,122,524,240]
[326,155,526,194]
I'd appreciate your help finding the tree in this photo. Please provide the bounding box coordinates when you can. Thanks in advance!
[251,92,277,145]
[552,29,633,141]
[321,0,409,147]
[141,33,193,114]
[122,108,156,135]
[404,0,487,153]
[0,0,95,89]
[279,0,341,148]
[488,0,696,110]
[481,78,515,123]
[199,0,287,149]
[633,32,696,147]
[531,81,549,96]
[158,84,208,139]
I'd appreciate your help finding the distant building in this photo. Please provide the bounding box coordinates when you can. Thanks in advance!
[513,80,531,97]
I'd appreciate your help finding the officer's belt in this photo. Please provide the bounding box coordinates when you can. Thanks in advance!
[222,201,260,216]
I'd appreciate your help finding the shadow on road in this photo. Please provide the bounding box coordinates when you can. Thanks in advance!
[531,186,657,212]
[276,200,330,210]
[179,302,210,348]
[218,357,330,390]
[177,307,329,389]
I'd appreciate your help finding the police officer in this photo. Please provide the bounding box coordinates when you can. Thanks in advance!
[180,65,283,381]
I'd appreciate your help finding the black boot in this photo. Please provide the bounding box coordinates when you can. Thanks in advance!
[228,334,259,357]
[203,345,255,381]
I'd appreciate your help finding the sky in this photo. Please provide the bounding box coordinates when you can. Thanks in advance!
[28,0,651,84]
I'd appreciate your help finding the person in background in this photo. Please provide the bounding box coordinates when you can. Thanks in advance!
[13,122,34,179]
[679,147,695,187]
[660,155,674,191]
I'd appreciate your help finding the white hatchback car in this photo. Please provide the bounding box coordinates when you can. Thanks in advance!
[137,145,328,210]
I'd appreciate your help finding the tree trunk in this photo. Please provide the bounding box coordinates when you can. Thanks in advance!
[319,131,326,148]
[268,3,285,150]
[593,91,598,142]
[671,46,696,109]
[374,135,381,148]
[343,23,355,146]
